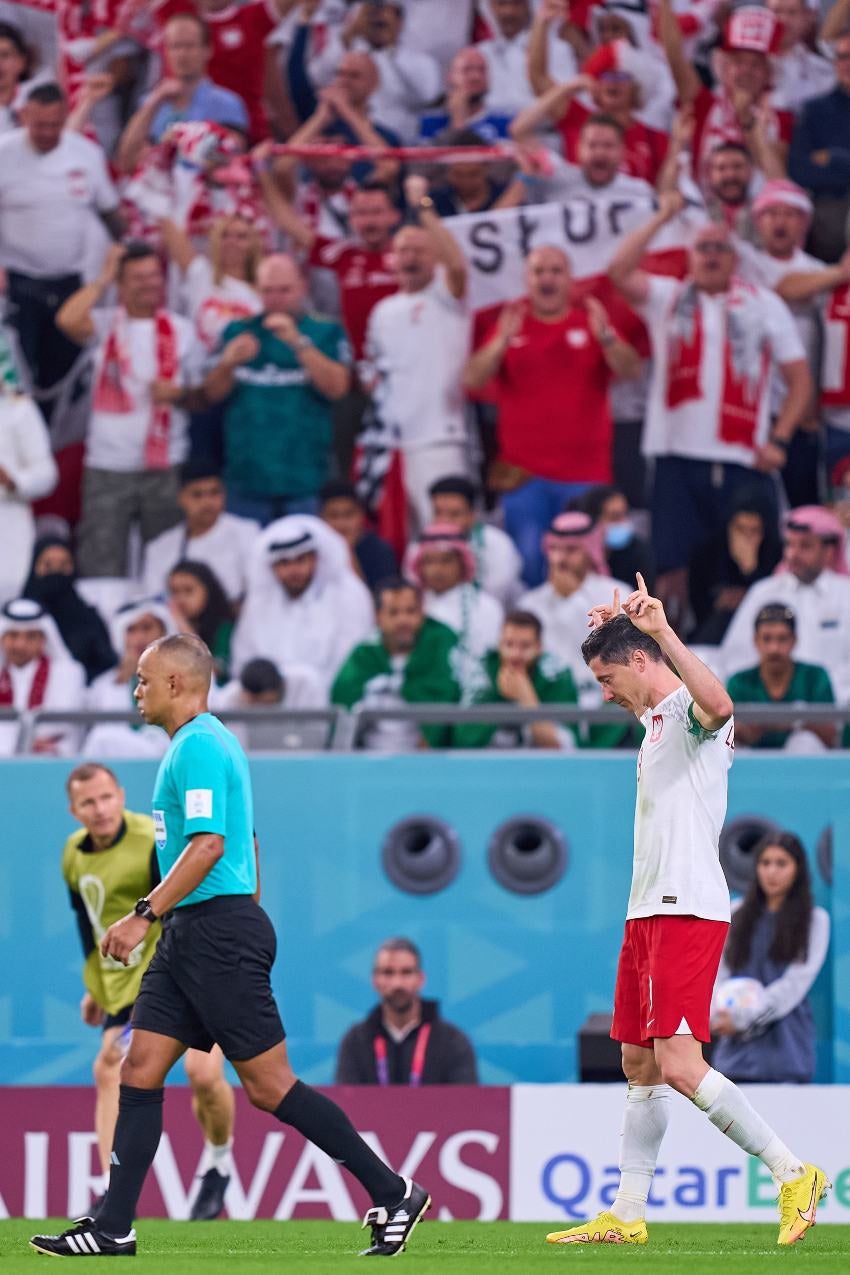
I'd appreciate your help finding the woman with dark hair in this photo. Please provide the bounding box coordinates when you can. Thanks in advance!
[23,537,115,683]
[711,832,830,1084]
[167,560,234,683]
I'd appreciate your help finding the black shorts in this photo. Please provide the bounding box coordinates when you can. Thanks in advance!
[103,1005,133,1032]
[131,895,286,1062]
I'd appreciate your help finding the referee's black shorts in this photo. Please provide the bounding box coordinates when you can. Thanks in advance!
[131,895,286,1061]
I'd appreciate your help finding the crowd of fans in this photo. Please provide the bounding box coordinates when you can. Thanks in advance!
[2,0,850,755]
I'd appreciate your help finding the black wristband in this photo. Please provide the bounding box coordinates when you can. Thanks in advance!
[769,434,789,451]
[134,897,158,923]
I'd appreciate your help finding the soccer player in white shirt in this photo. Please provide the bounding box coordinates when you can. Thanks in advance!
[545,575,829,1248]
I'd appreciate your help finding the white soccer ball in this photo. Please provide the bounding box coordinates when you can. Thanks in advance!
[712,976,765,1031]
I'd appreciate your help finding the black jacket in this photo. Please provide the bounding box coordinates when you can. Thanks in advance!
[335,998,478,1084]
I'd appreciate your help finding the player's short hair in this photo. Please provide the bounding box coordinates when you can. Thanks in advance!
[428,474,477,506]
[65,762,120,798]
[754,603,797,634]
[374,577,422,609]
[375,937,422,969]
[580,613,663,666]
[503,609,542,640]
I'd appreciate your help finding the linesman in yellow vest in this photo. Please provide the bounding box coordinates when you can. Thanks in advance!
[62,762,236,1221]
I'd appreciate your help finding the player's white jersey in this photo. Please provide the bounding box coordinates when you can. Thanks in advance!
[629,684,733,923]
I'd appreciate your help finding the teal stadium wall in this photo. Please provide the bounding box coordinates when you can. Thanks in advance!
[0,754,846,1086]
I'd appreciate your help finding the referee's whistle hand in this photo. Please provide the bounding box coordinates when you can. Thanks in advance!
[101,913,150,966]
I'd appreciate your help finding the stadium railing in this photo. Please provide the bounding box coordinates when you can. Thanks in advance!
[2,703,848,753]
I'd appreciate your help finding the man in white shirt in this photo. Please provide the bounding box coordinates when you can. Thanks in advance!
[428,474,523,606]
[232,515,374,691]
[307,1,442,145]
[141,460,259,605]
[0,82,122,418]
[541,113,656,206]
[608,192,810,619]
[364,173,471,534]
[547,575,826,1248]
[476,0,576,120]
[519,510,630,733]
[57,242,206,578]
[403,521,503,697]
[768,0,835,115]
[721,505,850,702]
[735,179,825,505]
[0,376,58,604]
[0,596,85,756]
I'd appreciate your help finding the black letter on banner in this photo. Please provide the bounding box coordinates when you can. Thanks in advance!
[517,212,539,258]
[607,201,635,236]
[562,201,595,244]
[469,221,502,274]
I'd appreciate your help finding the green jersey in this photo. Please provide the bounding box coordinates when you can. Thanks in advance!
[331,618,462,748]
[220,312,351,498]
[152,712,256,906]
[452,650,579,749]
[62,810,161,1015]
[727,661,834,748]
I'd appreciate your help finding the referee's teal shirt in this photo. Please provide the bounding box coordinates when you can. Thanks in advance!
[152,713,256,906]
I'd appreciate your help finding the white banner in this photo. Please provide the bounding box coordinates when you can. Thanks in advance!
[445,198,696,311]
[510,1084,850,1223]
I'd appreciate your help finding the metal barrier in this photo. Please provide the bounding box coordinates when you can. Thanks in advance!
[4,702,849,754]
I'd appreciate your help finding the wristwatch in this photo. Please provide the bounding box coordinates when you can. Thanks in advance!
[134,897,158,923]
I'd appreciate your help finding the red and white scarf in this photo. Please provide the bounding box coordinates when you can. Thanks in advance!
[695,90,783,187]
[93,308,179,470]
[665,278,771,450]
[822,284,850,407]
[0,656,50,708]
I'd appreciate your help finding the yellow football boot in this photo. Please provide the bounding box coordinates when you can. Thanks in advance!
[777,1163,831,1245]
[546,1211,648,1245]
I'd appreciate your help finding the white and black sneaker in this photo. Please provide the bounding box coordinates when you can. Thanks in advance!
[29,1219,137,1257]
[359,1179,431,1257]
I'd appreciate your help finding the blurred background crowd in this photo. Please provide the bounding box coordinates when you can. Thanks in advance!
[1,0,850,757]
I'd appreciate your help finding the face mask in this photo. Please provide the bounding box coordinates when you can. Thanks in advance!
[605,521,634,550]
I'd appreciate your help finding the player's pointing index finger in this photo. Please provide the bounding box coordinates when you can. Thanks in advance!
[635,572,647,593]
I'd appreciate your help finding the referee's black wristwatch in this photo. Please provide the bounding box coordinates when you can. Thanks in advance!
[134,897,158,923]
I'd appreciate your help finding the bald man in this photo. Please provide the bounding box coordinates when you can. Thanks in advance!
[362,173,472,534]
[204,253,351,525]
[31,633,430,1259]
[463,244,641,584]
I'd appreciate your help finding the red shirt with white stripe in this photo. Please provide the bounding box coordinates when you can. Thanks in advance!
[308,236,397,361]
[155,1,278,141]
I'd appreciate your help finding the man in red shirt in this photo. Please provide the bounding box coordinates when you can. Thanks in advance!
[464,245,641,584]
[153,0,289,141]
[275,180,401,362]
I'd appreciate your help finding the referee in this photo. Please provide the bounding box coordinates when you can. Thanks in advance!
[31,634,429,1259]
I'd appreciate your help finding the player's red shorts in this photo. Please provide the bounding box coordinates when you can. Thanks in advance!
[611,914,729,1049]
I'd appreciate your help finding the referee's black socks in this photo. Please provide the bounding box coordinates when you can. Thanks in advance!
[274,1081,405,1207]
[96,1085,164,1238]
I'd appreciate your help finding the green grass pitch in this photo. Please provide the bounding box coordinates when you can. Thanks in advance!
[2,1220,850,1274]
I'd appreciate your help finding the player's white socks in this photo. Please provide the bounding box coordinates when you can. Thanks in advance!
[691,1068,804,1184]
[610,1084,673,1223]
[199,1137,234,1177]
